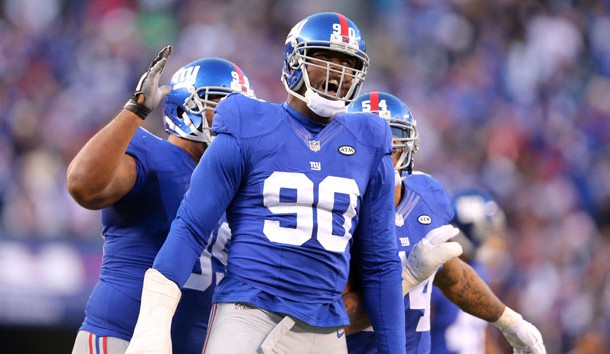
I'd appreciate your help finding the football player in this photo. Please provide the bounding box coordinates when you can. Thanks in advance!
[126,12,406,354]
[67,49,254,354]
[344,91,546,354]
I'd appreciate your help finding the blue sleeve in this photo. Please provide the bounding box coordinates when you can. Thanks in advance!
[153,133,244,286]
[356,153,406,354]
[123,133,149,199]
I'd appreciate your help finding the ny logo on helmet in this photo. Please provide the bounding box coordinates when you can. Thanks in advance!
[171,66,200,90]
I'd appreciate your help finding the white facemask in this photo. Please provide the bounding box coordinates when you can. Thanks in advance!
[304,89,346,117]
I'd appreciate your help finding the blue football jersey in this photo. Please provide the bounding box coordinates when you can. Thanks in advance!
[81,128,229,354]
[430,262,488,354]
[347,171,453,354]
[154,94,405,353]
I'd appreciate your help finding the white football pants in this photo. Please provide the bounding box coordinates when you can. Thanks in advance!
[202,302,347,354]
[72,330,129,354]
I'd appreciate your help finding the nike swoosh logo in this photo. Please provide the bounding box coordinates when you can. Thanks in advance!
[337,330,345,338]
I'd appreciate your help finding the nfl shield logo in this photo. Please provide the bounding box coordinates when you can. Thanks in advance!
[308,140,320,152]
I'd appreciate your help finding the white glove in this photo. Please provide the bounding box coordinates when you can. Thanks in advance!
[402,225,462,295]
[123,46,172,119]
[493,306,546,354]
[126,268,182,354]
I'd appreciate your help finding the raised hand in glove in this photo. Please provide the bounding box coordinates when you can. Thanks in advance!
[493,307,546,354]
[402,224,462,295]
[124,46,173,120]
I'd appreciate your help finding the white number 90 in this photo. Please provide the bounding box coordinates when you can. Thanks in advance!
[332,23,357,38]
[263,172,359,253]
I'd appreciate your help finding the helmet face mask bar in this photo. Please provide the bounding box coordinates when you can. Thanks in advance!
[184,86,245,117]
[282,12,370,105]
[180,86,241,143]
[388,118,420,173]
[291,45,368,102]
[163,58,255,144]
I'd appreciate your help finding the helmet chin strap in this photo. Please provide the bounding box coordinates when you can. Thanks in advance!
[288,64,346,118]
[394,169,402,189]
[197,112,213,146]
[304,88,346,117]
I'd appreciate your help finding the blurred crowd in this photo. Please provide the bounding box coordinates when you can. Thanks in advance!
[0,0,608,352]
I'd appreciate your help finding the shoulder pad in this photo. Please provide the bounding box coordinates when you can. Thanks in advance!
[406,172,453,220]
[212,93,281,139]
[335,112,391,152]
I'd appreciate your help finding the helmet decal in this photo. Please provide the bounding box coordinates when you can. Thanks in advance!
[170,65,200,90]
[330,14,362,54]
[231,63,250,94]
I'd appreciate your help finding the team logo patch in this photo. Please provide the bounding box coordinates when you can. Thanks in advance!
[338,145,356,156]
[233,303,246,311]
[417,215,432,225]
[309,140,321,152]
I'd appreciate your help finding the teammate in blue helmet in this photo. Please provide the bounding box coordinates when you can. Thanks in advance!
[344,91,546,354]
[67,48,253,354]
[127,12,405,354]
[450,189,506,257]
[163,57,255,145]
[430,189,507,354]
[348,91,419,174]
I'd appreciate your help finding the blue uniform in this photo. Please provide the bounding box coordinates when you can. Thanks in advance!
[430,262,489,354]
[154,94,405,353]
[347,172,453,354]
[81,128,229,354]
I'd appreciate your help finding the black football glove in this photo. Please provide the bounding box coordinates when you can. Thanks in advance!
[123,46,172,119]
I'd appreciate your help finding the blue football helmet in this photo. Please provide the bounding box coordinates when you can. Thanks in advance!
[451,189,506,250]
[347,91,420,173]
[163,57,255,144]
[281,12,369,103]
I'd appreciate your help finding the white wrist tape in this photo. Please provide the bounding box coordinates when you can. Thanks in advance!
[493,306,522,330]
[492,306,547,354]
[137,268,181,330]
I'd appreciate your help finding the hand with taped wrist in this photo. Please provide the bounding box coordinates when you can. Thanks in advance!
[123,46,173,120]
[493,306,546,354]
[402,224,463,295]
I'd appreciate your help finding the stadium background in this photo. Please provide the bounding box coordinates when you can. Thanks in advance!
[0,0,608,353]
